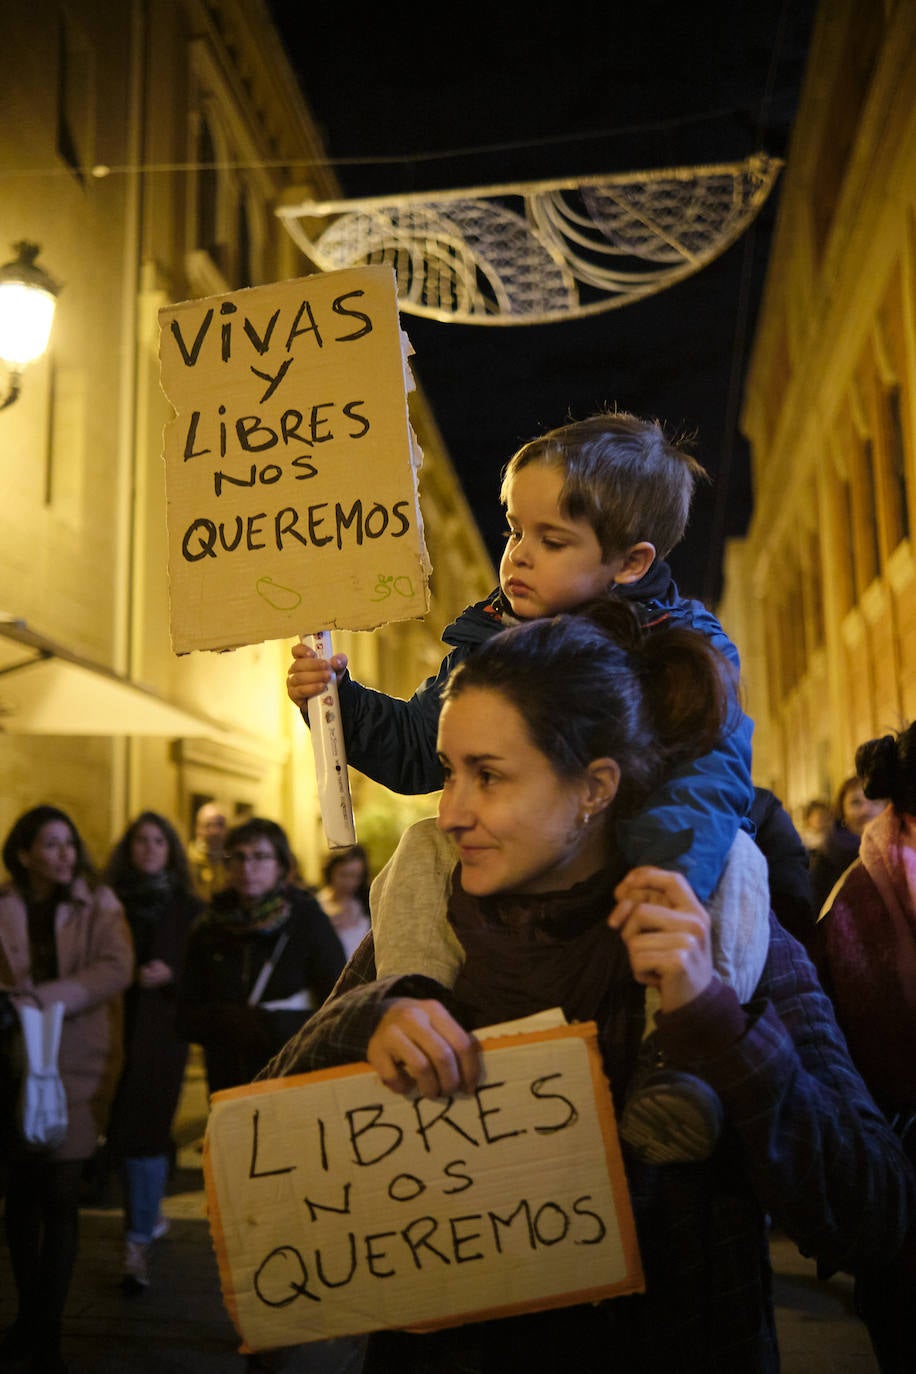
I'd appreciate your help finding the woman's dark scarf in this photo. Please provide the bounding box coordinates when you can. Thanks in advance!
[114,870,176,965]
[448,865,629,1030]
[205,883,292,937]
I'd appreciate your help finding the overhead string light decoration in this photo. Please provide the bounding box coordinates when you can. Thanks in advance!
[277,153,781,326]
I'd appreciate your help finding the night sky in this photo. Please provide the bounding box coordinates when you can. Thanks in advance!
[265,1,817,602]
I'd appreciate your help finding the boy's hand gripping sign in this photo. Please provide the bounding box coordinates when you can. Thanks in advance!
[159,264,430,656]
[203,1023,644,1353]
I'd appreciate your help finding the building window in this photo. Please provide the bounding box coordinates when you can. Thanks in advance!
[858,435,881,584]
[806,522,825,652]
[886,385,911,545]
[838,467,858,611]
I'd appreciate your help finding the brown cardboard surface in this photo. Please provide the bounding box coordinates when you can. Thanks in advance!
[203,1023,644,1351]
[159,265,430,654]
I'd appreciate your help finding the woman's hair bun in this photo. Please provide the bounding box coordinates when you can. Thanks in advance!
[856,734,897,800]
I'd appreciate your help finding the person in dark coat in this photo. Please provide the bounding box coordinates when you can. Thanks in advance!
[749,787,817,947]
[103,811,203,1293]
[177,817,345,1097]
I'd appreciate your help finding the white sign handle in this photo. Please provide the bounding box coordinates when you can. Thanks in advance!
[300,631,357,849]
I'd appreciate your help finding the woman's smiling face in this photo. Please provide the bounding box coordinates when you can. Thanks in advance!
[436,687,609,897]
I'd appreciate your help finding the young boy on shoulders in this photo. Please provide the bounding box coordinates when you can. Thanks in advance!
[286,410,762,1163]
[287,409,754,900]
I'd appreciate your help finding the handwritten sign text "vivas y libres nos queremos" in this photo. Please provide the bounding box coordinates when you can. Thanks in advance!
[159,265,430,654]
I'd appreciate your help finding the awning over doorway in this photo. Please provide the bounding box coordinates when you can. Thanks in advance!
[0,614,231,738]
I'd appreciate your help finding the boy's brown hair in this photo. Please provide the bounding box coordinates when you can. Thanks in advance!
[500,409,708,560]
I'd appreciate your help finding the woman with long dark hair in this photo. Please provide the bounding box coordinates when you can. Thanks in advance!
[816,726,916,1371]
[0,805,132,1373]
[262,603,915,1373]
[316,845,371,959]
[103,811,203,1294]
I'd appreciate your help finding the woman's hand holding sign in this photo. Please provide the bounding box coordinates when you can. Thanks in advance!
[368,998,481,1099]
[608,866,716,1013]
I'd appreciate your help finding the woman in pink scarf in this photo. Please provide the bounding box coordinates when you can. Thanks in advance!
[817,725,916,1373]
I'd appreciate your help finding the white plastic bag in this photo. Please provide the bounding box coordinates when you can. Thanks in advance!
[14,1000,68,1150]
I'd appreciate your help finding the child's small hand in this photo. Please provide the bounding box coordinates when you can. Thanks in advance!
[286,642,349,706]
[608,866,714,1013]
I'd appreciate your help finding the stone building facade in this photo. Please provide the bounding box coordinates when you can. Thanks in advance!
[0,0,493,882]
[720,0,916,819]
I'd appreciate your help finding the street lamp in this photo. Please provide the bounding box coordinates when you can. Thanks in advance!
[0,242,60,411]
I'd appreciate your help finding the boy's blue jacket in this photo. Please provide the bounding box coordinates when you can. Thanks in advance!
[319,559,754,901]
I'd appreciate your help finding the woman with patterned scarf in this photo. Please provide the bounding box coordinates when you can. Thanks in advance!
[103,811,203,1294]
[177,817,345,1100]
[816,725,916,1373]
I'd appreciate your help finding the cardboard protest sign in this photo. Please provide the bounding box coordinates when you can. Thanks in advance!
[159,265,430,654]
[203,1022,643,1352]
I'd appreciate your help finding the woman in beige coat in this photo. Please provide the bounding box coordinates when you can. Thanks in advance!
[0,805,133,1374]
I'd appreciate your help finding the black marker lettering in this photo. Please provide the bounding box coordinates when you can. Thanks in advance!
[246,513,267,550]
[242,309,281,356]
[220,300,237,361]
[400,1216,451,1269]
[183,411,209,460]
[532,1201,569,1246]
[332,290,373,341]
[308,402,335,443]
[314,1234,357,1289]
[303,1182,352,1222]
[364,1231,397,1279]
[412,1097,479,1154]
[285,298,322,350]
[390,500,411,537]
[442,1159,473,1194]
[530,1074,578,1133]
[449,1213,485,1263]
[236,416,278,453]
[275,507,308,549]
[475,1082,526,1145]
[488,1200,535,1253]
[342,399,370,437]
[170,309,213,366]
[249,1108,296,1179]
[214,464,256,498]
[181,518,217,561]
[388,1173,425,1203]
[572,1194,607,1245]
[346,1104,403,1166]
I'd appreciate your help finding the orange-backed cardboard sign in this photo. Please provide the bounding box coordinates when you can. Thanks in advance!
[203,1022,644,1352]
[159,264,430,654]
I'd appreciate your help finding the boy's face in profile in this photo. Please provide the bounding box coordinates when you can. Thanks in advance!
[499,463,624,618]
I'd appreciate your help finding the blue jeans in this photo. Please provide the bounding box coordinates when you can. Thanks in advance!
[123,1154,169,1244]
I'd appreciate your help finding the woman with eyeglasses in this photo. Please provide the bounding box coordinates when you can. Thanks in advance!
[176,817,345,1096]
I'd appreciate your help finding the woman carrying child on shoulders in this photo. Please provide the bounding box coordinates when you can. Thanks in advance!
[264,603,914,1373]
